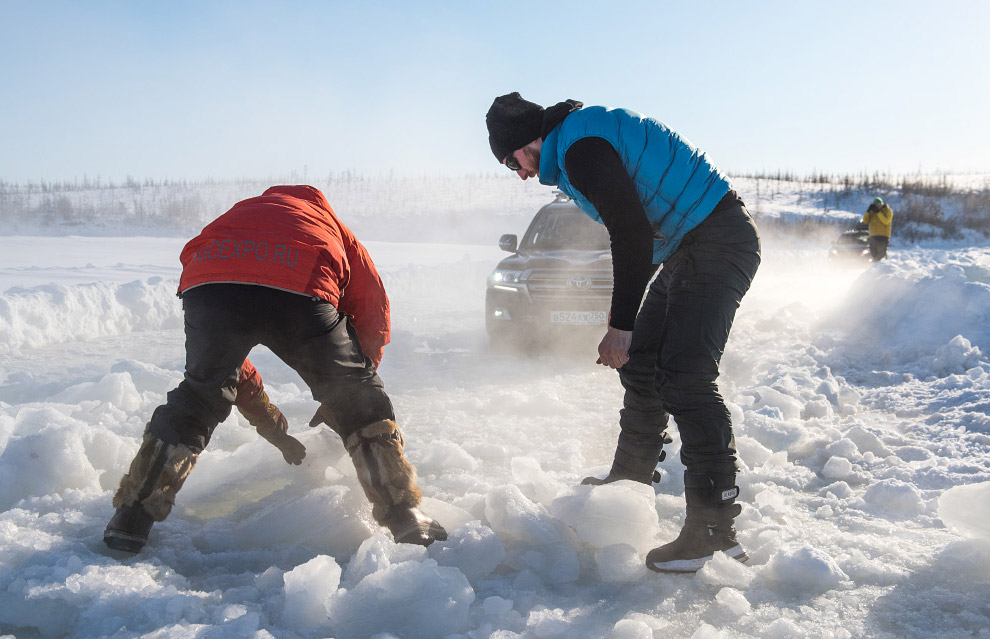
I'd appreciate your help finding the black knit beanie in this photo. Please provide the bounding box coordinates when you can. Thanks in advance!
[486,92,545,162]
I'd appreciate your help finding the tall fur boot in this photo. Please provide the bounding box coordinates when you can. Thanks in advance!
[344,419,447,546]
[104,429,198,553]
[646,470,748,573]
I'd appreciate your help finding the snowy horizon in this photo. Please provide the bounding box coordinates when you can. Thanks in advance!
[3,171,988,247]
[1,180,989,638]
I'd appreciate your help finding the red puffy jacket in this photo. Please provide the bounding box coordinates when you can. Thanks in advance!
[178,185,390,367]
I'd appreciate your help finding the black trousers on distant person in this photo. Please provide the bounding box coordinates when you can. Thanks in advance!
[148,284,394,453]
[868,235,889,261]
[616,200,761,477]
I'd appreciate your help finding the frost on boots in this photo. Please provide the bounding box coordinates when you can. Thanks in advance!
[646,471,748,573]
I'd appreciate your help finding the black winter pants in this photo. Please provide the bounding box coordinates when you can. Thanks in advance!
[617,201,760,476]
[868,235,889,261]
[148,284,394,452]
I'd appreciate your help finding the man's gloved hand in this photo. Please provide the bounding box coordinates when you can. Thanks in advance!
[309,406,329,428]
[236,390,307,465]
[309,404,343,436]
[259,429,307,465]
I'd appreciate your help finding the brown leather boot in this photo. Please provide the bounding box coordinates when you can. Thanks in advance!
[646,471,748,573]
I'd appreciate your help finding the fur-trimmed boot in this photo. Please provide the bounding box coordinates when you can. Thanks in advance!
[344,419,447,546]
[582,431,673,486]
[104,430,198,553]
[646,471,748,573]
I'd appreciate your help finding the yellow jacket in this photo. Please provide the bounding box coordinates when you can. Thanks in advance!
[862,204,893,238]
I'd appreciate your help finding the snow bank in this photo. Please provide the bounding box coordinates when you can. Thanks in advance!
[430,520,506,582]
[280,535,475,638]
[826,248,990,364]
[0,278,182,356]
[550,482,660,553]
[283,554,341,629]
[326,557,474,639]
[939,482,990,539]
[763,546,849,594]
[283,533,480,638]
[484,485,579,585]
[0,237,505,364]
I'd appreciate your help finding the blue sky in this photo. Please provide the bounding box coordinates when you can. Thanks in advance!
[1,0,987,182]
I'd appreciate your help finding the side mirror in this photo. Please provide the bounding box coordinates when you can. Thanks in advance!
[498,234,518,253]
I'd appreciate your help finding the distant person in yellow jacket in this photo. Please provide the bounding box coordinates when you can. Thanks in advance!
[862,197,893,261]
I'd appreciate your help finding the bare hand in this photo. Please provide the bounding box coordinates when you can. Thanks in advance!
[596,326,632,369]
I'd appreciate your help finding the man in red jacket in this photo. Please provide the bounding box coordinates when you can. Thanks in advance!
[104,185,447,553]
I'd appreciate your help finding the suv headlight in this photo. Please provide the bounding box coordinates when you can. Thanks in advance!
[488,269,523,290]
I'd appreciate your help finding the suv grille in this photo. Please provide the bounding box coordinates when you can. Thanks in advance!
[526,269,612,301]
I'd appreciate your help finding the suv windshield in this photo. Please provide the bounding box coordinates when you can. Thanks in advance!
[520,206,610,251]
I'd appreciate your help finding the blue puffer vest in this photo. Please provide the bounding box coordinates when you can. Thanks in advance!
[539,106,732,264]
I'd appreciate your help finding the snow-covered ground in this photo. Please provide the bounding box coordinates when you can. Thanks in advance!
[2,225,990,638]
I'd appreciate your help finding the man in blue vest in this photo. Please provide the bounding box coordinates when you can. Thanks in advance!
[486,93,761,573]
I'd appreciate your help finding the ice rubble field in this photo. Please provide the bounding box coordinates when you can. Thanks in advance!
[1,236,990,639]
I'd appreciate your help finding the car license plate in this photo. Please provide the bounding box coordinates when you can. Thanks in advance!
[550,310,606,325]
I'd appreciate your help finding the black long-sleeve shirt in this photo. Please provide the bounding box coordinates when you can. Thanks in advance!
[563,137,658,331]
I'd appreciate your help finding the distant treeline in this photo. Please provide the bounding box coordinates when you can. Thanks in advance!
[737,171,990,242]
[1,171,988,243]
[0,173,552,243]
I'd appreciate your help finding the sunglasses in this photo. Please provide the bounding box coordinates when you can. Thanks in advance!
[504,153,522,171]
